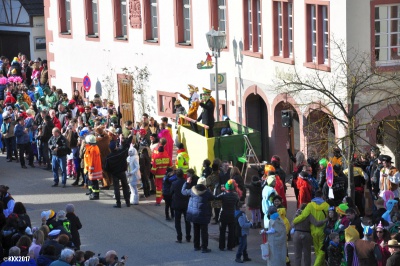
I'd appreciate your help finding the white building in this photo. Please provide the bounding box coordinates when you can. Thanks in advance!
[0,0,46,61]
[43,0,400,168]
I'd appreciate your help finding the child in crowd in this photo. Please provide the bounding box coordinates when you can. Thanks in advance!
[162,168,176,220]
[234,203,252,263]
[327,232,343,266]
[245,175,262,229]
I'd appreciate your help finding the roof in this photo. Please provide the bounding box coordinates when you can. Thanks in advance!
[18,0,44,17]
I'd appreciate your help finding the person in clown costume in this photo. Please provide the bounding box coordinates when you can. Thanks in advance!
[261,173,278,229]
[196,88,215,137]
[176,84,199,109]
[293,190,330,266]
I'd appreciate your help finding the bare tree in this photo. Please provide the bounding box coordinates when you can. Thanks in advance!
[275,40,400,199]
[101,63,116,102]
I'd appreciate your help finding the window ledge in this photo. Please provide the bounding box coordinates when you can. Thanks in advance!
[116,36,128,41]
[271,56,295,65]
[241,50,263,59]
[177,42,191,46]
[60,32,71,35]
[373,64,400,72]
[145,39,158,43]
[87,34,99,38]
[303,62,331,72]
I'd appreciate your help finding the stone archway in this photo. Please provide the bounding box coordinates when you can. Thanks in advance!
[245,94,269,161]
[305,110,335,159]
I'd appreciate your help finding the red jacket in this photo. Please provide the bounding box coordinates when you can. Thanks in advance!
[52,116,61,130]
[296,177,312,208]
[275,175,287,208]
[151,150,172,179]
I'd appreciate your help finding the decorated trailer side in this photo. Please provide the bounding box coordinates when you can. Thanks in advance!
[177,115,262,178]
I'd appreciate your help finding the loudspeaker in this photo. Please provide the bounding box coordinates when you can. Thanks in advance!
[281,110,292,127]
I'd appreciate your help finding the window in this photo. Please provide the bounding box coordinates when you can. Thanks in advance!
[374,4,400,66]
[59,0,72,35]
[174,0,192,46]
[210,0,228,48]
[85,0,99,38]
[305,2,330,70]
[144,0,159,43]
[243,0,262,57]
[113,0,128,40]
[157,91,177,119]
[272,0,294,64]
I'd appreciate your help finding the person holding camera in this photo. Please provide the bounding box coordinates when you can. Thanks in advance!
[48,127,70,188]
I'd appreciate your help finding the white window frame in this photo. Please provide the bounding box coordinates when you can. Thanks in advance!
[322,6,328,64]
[256,0,262,52]
[66,0,71,33]
[311,5,317,63]
[288,3,293,57]
[92,0,98,35]
[183,0,191,43]
[121,0,127,37]
[150,0,158,40]
[278,2,283,56]
[375,4,400,66]
[218,0,227,33]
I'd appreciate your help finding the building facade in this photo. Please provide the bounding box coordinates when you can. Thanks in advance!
[0,0,46,61]
[43,0,400,170]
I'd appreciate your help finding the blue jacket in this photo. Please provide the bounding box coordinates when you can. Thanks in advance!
[14,123,30,144]
[162,172,177,196]
[235,210,252,236]
[182,183,214,224]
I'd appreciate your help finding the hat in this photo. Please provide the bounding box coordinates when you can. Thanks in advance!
[188,84,198,93]
[48,229,61,238]
[25,227,33,235]
[66,203,75,213]
[376,221,384,230]
[68,99,76,105]
[26,109,35,116]
[85,135,96,144]
[57,210,67,220]
[264,164,276,175]
[374,197,385,209]
[345,226,360,243]
[106,126,117,135]
[363,225,374,236]
[225,179,234,191]
[202,87,212,94]
[109,141,117,151]
[41,210,55,221]
[379,155,392,163]
[388,239,400,248]
[266,175,276,186]
[268,206,278,215]
[336,203,349,216]
[197,177,207,186]
[108,100,114,105]
[174,99,181,106]
[319,158,328,168]
[79,127,90,137]
[94,94,100,98]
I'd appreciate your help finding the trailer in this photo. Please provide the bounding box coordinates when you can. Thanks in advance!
[177,115,262,179]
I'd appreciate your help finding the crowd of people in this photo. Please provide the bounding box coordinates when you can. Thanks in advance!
[2,54,400,265]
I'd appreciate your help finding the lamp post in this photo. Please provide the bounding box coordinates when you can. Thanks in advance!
[206,28,226,122]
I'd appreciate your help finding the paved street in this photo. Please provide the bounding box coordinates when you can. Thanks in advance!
[1,154,310,265]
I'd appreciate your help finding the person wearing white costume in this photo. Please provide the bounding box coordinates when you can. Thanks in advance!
[127,146,141,205]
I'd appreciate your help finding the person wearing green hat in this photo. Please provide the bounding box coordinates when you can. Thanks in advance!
[16,94,29,111]
[215,179,240,251]
[44,85,57,109]
[318,158,328,190]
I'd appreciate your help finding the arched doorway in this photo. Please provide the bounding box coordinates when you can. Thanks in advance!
[376,116,400,169]
[272,101,300,172]
[305,110,335,158]
[245,94,268,160]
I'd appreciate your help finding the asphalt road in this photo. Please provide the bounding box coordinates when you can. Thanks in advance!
[1,154,310,265]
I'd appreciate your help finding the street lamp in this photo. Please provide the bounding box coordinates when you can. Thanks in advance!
[206,28,226,122]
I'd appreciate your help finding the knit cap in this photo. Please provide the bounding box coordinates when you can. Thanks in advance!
[197,177,207,186]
